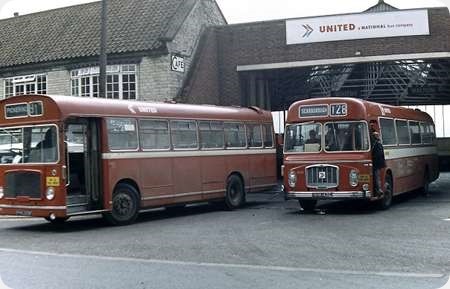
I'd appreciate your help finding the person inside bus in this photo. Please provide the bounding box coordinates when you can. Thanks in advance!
[371,131,386,195]
[305,129,320,144]
[32,128,57,162]
[336,128,352,151]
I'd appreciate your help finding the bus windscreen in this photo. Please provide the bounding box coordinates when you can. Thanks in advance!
[0,125,58,164]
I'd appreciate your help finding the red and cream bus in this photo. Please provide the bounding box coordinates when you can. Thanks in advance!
[0,95,277,225]
[283,97,439,211]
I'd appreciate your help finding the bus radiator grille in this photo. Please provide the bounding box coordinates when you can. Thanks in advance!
[4,171,41,199]
[306,165,339,189]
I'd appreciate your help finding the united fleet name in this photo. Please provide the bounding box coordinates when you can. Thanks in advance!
[320,24,356,33]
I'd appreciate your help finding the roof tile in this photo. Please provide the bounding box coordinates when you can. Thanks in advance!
[0,0,186,68]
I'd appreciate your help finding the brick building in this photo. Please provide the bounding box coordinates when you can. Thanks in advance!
[0,0,225,102]
[181,3,450,109]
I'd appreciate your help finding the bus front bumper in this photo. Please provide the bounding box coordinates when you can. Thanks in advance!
[0,204,67,218]
[285,191,372,200]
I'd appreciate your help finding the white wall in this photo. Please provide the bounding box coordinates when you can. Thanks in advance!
[407,105,450,138]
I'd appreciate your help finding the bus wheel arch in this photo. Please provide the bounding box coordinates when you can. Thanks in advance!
[104,179,141,225]
[224,172,246,210]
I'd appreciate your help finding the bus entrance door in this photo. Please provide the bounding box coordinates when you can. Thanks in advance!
[65,119,101,215]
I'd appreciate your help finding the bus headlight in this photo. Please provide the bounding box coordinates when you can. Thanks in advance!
[46,187,55,200]
[0,186,4,199]
[288,171,297,188]
[349,170,358,187]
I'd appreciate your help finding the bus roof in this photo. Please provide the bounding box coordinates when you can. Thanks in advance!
[287,97,434,124]
[0,94,273,125]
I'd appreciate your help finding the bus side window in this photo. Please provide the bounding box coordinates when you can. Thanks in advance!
[171,120,198,150]
[247,124,263,148]
[409,121,421,144]
[106,118,138,151]
[379,118,396,145]
[224,123,246,148]
[139,119,170,150]
[395,120,410,145]
[199,121,224,149]
[263,124,274,148]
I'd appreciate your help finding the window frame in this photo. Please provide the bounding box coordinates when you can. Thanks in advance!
[170,119,199,151]
[263,123,275,148]
[283,122,323,154]
[408,120,421,145]
[198,120,225,150]
[246,123,264,149]
[378,117,398,147]
[4,74,47,98]
[106,117,139,152]
[70,65,138,100]
[139,118,171,152]
[323,120,371,153]
[224,122,247,149]
[0,124,60,165]
[395,119,411,146]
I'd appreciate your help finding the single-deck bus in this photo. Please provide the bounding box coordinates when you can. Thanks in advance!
[283,97,439,211]
[0,95,277,225]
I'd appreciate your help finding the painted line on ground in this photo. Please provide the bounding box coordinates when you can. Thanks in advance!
[0,247,444,279]
[437,276,450,289]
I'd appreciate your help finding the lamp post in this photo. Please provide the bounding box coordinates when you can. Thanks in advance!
[99,0,108,98]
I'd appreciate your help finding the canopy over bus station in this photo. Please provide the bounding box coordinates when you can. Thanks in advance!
[181,1,450,112]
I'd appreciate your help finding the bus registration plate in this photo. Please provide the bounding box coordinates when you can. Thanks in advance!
[312,192,334,198]
[16,210,32,217]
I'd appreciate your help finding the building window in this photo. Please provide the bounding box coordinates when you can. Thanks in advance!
[71,65,137,99]
[4,74,47,98]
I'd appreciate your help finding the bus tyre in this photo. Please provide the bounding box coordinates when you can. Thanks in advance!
[378,175,393,210]
[299,200,317,212]
[421,170,430,196]
[45,217,69,225]
[224,175,245,210]
[104,183,140,226]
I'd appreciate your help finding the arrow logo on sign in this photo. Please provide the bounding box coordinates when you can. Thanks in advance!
[302,24,314,38]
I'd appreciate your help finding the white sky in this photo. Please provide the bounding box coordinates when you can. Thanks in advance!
[0,0,449,21]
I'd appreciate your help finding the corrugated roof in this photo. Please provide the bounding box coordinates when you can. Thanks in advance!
[0,0,189,68]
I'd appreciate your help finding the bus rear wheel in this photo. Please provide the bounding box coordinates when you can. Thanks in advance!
[224,175,245,210]
[299,200,317,212]
[378,175,393,210]
[104,183,140,225]
[421,170,430,196]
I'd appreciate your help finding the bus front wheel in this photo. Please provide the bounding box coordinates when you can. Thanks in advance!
[104,183,140,225]
[299,200,317,212]
[378,175,393,210]
[224,175,245,210]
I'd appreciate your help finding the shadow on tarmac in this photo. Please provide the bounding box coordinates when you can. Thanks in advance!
[291,185,445,216]
[3,181,447,232]
[3,198,273,233]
